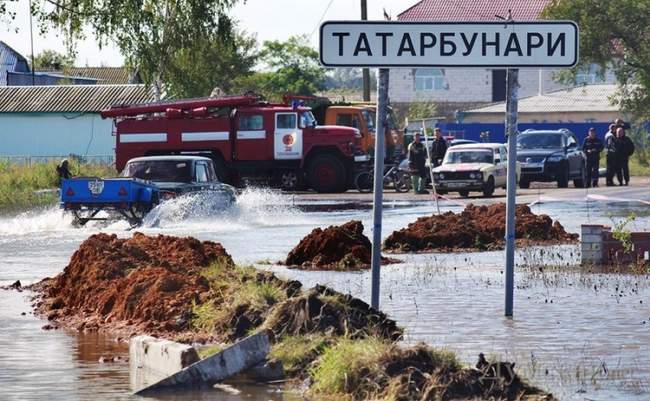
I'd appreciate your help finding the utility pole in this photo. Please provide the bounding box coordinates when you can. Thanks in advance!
[361,0,370,102]
[370,67,388,309]
[504,68,519,317]
[28,0,35,86]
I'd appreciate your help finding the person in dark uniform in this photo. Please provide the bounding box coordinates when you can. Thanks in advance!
[56,159,72,184]
[430,128,448,168]
[408,133,429,194]
[582,128,603,187]
[615,127,635,186]
[604,124,617,186]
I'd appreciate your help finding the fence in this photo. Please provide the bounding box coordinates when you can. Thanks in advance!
[0,155,115,166]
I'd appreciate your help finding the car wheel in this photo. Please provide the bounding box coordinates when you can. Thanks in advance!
[307,154,346,193]
[558,169,569,188]
[354,171,373,193]
[482,176,495,197]
[573,164,586,188]
[519,178,530,189]
[459,190,470,198]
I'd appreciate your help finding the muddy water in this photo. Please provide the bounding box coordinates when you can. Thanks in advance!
[1,189,649,400]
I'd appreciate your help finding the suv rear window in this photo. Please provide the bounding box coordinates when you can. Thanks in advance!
[122,161,192,183]
[517,133,565,149]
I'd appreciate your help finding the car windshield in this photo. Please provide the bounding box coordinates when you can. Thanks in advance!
[517,133,565,149]
[444,149,493,164]
[122,160,192,183]
[362,110,376,131]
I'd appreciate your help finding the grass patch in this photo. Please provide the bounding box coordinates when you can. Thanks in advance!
[629,156,650,176]
[197,344,224,359]
[269,334,330,373]
[0,160,115,210]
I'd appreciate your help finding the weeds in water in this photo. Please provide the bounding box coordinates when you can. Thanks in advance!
[269,334,330,373]
[610,213,637,253]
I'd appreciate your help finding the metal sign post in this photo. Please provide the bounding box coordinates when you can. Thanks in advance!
[370,68,389,310]
[504,68,519,317]
[319,19,577,313]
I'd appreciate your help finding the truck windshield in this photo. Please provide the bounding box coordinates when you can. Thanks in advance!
[517,134,565,149]
[444,149,493,164]
[300,111,317,128]
[362,110,376,132]
[122,161,192,183]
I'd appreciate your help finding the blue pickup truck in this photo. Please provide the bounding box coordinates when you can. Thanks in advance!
[60,156,237,226]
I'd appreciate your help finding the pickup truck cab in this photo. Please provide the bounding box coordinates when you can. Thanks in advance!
[122,155,237,202]
[432,143,519,197]
[61,155,236,226]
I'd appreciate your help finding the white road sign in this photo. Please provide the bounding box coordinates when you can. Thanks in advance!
[320,21,578,67]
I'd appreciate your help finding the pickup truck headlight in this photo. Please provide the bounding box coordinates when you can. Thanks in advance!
[546,155,564,162]
[438,173,445,180]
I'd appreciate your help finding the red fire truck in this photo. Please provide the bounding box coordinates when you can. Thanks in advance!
[101,94,364,193]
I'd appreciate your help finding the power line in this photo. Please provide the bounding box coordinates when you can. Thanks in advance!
[310,0,335,39]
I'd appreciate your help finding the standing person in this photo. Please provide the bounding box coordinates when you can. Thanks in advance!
[408,132,429,194]
[582,128,603,187]
[430,128,448,168]
[615,127,635,186]
[604,124,617,186]
[56,159,72,185]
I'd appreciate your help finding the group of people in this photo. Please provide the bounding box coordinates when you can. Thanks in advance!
[407,127,447,194]
[583,118,635,187]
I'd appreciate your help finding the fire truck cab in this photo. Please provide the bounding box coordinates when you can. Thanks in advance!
[102,95,362,193]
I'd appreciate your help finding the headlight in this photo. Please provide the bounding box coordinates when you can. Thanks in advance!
[439,173,445,180]
[546,155,564,162]
[469,173,475,179]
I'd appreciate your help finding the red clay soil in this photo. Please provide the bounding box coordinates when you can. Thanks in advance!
[32,232,233,338]
[384,203,578,253]
[285,220,397,270]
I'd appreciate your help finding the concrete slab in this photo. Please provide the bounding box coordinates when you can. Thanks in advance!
[129,335,200,377]
[135,331,270,395]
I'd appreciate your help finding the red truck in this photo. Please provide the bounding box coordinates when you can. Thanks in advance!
[101,94,363,193]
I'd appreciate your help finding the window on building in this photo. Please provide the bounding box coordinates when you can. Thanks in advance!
[576,64,605,84]
[239,114,264,130]
[414,68,445,91]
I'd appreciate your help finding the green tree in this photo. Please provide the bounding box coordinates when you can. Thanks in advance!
[164,30,258,98]
[15,0,239,99]
[543,0,650,118]
[33,49,74,69]
[235,35,326,100]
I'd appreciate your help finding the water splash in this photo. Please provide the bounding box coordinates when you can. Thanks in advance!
[0,207,76,236]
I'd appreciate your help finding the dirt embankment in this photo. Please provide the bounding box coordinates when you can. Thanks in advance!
[32,232,555,400]
[33,232,233,337]
[384,203,578,253]
[285,220,397,270]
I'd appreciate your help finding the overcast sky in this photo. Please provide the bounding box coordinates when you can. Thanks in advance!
[2,0,419,67]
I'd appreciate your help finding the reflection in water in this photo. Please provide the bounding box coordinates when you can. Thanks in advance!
[1,193,650,400]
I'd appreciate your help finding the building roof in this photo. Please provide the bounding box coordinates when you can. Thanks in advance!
[7,71,99,86]
[464,84,620,114]
[35,67,140,85]
[398,0,551,21]
[0,85,155,113]
[1,41,31,86]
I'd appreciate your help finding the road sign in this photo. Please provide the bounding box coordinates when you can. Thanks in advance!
[320,21,578,67]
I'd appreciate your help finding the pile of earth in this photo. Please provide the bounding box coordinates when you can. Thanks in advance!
[285,220,397,270]
[384,203,578,253]
[32,232,401,343]
[33,232,233,337]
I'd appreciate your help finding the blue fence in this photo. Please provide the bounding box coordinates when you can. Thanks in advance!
[435,122,613,143]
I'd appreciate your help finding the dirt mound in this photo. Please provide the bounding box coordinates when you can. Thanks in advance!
[34,232,233,336]
[323,343,555,401]
[384,203,578,253]
[286,220,396,270]
[263,285,402,341]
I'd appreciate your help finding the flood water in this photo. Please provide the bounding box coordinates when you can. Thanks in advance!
[1,188,649,401]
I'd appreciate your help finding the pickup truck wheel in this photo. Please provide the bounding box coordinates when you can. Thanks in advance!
[308,155,346,193]
[482,176,495,197]
[280,170,300,191]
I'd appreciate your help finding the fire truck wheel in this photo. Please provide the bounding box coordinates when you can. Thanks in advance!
[307,154,346,193]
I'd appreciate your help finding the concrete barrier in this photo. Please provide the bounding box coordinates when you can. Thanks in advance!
[129,335,200,377]
[135,331,270,394]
